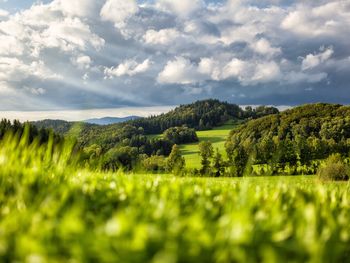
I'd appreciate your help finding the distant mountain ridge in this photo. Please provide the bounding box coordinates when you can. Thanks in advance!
[84,116,141,125]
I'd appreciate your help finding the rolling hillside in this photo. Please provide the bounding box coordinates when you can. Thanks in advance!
[128,99,278,134]
[31,100,279,153]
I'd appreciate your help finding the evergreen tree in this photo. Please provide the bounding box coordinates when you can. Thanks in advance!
[199,141,214,176]
[232,145,248,177]
[212,149,225,177]
[167,145,185,175]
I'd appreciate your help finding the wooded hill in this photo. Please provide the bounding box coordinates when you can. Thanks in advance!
[29,100,278,171]
[226,103,350,167]
[33,99,279,149]
[127,99,279,134]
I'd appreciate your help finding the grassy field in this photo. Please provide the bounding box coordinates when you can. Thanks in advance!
[179,122,239,169]
[147,122,240,169]
[146,123,238,169]
[2,133,350,262]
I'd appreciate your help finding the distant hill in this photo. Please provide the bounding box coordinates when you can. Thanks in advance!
[33,100,279,136]
[84,116,140,125]
[31,119,95,135]
[128,99,279,134]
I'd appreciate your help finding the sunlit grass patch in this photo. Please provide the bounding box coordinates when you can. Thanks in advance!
[180,123,239,169]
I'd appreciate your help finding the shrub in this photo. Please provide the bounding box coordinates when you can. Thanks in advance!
[101,146,138,171]
[317,154,350,181]
[166,144,185,174]
[163,126,198,144]
[142,155,167,172]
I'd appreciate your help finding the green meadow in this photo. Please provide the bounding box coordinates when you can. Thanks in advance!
[147,122,239,169]
[179,122,240,169]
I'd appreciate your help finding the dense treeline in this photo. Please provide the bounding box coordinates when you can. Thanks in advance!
[0,119,62,145]
[32,119,79,134]
[163,126,198,144]
[128,99,279,134]
[226,103,350,175]
[82,125,174,171]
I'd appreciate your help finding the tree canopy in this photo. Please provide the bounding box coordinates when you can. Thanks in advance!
[226,103,350,166]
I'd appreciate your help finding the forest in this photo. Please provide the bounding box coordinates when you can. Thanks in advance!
[226,103,350,176]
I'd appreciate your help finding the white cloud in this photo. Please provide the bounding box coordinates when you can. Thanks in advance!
[52,0,102,18]
[0,81,16,95]
[0,9,9,19]
[143,28,181,45]
[301,47,334,70]
[251,61,281,84]
[0,7,105,57]
[219,24,262,46]
[104,59,152,78]
[218,58,281,85]
[14,4,63,27]
[159,56,281,86]
[100,0,139,28]
[72,55,92,70]
[222,58,251,81]
[178,57,250,83]
[281,1,350,37]
[156,0,203,17]
[0,20,27,39]
[157,57,204,84]
[0,35,24,56]
[251,38,281,57]
[0,57,60,82]
[198,58,221,80]
[40,17,105,52]
[213,3,286,46]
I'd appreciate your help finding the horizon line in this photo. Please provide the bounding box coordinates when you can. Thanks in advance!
[0,104,292,122]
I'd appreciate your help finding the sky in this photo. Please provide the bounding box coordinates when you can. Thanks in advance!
[0,0,349,120]
[0,106,177,122]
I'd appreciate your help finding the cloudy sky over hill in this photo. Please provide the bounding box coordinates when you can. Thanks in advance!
[0,0,349,114]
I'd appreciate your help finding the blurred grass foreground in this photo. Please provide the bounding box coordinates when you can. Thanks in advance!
[0,130,350,262]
